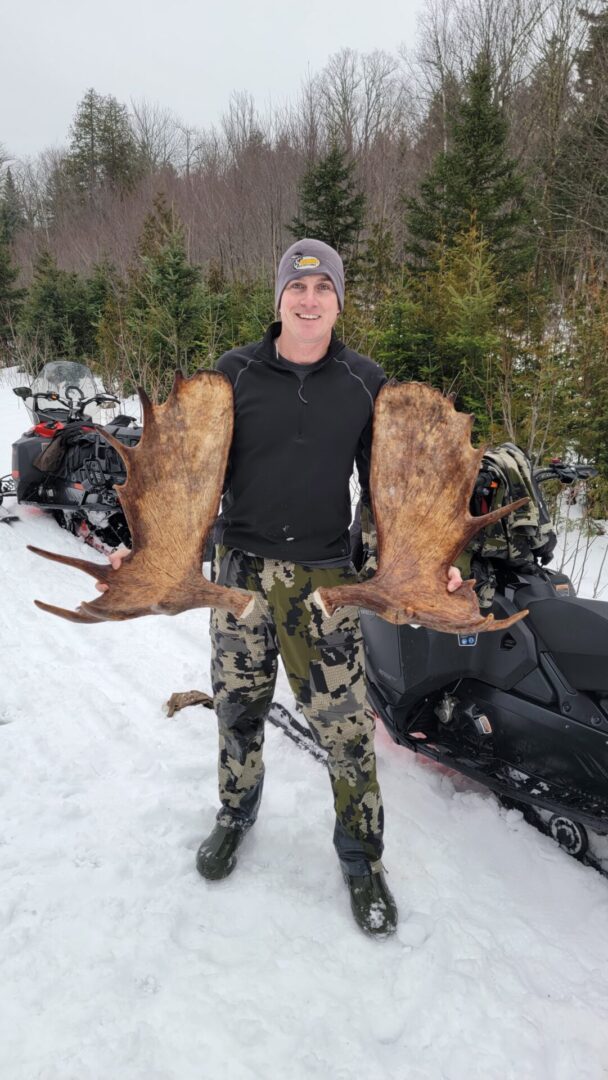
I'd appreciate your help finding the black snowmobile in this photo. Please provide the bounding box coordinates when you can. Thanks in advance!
[360,458,608,871]
[1,361,140,549]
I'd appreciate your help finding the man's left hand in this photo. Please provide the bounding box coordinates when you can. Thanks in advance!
[447,566,464,592]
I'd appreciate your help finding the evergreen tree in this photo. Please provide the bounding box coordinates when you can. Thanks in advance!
[289,143,365,269]
[370,223,503,436]
[66,88,141,199]
[361,220,398,305]
[44,156,76,225]
[66,88,105,195]
[87,259,118,326]
[365,287,431,383]
[0,231,25,360]
[99,96,142,188]
[234,278,274,344]
[0,168,25,242]
[567,272,608,480]
[130,195,205,364]
[430,223,502,427]
[405,54,533,289]
[19,250,92,360]
[553,6,608,264]
[523,31,575,263]
[98,196,206,397]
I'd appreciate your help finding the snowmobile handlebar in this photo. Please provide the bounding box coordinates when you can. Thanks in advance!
[472,458,597,518]
[534,461,598,486]
[24,390,122,424]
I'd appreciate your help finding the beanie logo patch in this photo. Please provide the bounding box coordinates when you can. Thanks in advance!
[292,255,320,270]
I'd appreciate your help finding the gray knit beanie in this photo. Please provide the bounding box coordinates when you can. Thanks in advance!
[275,238,345,312]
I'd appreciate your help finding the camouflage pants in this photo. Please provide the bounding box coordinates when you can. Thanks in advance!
[210,547,384,874]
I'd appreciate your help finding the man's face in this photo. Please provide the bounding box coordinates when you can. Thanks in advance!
[279,273,340,345]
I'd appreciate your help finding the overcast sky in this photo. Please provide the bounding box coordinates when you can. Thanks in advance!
[1,0,426,160]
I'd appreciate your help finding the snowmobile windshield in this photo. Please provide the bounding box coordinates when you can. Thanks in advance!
[30,361,98,400]
[26,361,99,424]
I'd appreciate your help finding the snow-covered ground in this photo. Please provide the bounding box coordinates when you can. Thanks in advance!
[2,367,608,1080]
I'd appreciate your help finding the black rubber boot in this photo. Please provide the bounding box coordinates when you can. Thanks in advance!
[343,864,398,937]
[196,823,248,881]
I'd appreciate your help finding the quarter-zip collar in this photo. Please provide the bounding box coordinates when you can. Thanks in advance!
[254,321,346,372]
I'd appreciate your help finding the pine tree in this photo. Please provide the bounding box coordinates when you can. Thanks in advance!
[289,143,365,269]
[553,6,608,264]
[366,286,431,383]
[405,54,533,289]
[506,33,571,295]
[130,195,204,364]
[66,88,141,199]
[44,156,75,225]
[98,96,142,189]
[430,223,502,426]
[567,271,608,480]
[66,89,105,195]
[370,223,503,435]
[19,250,91,360]
[0,168,25,242]
[0,230,25,360]
[98,196,206,397]
[87,259,117,325]
[235,278,274,344]
[361,220,398,305]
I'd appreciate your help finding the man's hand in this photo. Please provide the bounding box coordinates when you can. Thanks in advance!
[95,544,131,593]
[447,565,463,593]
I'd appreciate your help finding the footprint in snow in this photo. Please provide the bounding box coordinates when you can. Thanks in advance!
[396,913,433,948]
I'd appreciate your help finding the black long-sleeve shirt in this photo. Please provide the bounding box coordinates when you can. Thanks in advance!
[213,322,386,564]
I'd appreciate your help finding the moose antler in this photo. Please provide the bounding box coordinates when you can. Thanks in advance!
[314,382,529,634]
[28,371,254,623]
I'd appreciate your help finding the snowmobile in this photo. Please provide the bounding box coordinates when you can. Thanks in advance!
[0,361,140,549]
[359,459,608,871]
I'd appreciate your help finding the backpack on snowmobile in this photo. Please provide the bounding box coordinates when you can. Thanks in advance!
[462,443,558,608]
[33,422,127,487]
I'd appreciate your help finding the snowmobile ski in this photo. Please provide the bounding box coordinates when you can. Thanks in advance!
[266,703,328,764]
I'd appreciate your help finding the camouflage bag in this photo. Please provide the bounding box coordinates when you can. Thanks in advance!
[459,443,557,608]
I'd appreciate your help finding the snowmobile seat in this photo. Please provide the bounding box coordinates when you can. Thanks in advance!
[108,414,138,427]
[523,596,608,692]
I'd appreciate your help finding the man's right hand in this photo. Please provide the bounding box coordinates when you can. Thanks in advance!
[95,544,131,592]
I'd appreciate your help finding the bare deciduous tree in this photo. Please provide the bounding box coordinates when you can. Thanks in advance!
[130,99,185,171]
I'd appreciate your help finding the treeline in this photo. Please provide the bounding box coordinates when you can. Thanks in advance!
[1,0,607,509]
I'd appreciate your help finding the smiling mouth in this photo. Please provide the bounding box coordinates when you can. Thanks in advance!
[296,314,321,320]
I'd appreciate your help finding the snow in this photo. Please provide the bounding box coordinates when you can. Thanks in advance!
[2,366,608,1080]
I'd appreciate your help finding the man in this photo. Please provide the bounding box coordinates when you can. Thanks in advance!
[102,238,462,937]
[196,239,462,938]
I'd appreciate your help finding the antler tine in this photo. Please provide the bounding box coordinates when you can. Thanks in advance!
[79,600,131,621]
[95,376,189,497]
[137,384,155,427]
[27,544,114,584]
[96,376,193,467]
[34,600,105,623]
[96,386,156,465]
[482,609,529,631]
[469,496,529,533]
[95,426,132,466]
